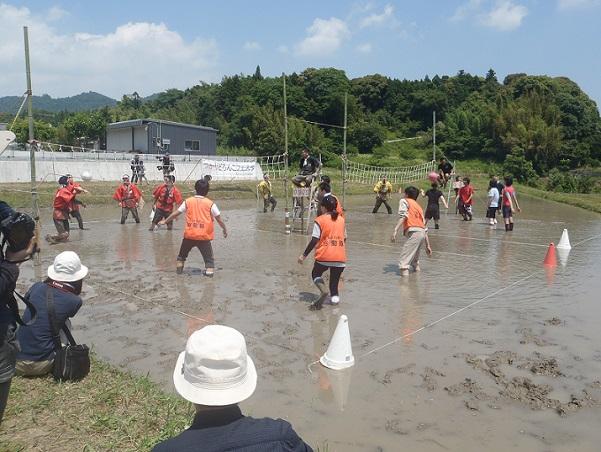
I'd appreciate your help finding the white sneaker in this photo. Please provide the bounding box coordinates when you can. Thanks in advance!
[400,268,409,277]
[494,218,498,224]
[330,296,340,305]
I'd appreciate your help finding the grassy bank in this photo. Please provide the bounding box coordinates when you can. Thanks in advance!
[515,184,601,214]
[0,356,192,451]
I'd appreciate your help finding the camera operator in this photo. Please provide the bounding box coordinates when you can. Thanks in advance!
[156,152,175,176]
[0,201,37,423]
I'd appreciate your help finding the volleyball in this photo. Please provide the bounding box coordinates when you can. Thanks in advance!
[428,171,439,183]
[81,171,92,181]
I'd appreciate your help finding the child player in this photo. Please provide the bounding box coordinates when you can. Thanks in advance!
[458,177,474,221]
[298,196,346,310]
[501,176,521,231]
[486,179,500,226]
[391,186,432,276]
[422,183,448,229]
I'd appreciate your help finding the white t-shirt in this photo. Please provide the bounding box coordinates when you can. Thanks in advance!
[177,196,221,217]
[488,187,500,208]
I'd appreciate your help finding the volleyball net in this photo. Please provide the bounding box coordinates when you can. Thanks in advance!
[344,159,436,186]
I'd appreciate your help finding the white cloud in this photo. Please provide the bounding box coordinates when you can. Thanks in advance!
[356,43,372,54]
[0,3,219,98]
[47,6,68,22]
[450,0,527,31]
[359,4,394,28]
[557,0,600,9]
[450,0,483,22]
[295,17,350,57]
[480,1,528,31]
[243,41,261,51]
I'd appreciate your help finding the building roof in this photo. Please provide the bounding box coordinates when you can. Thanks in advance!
[107,119,217,132]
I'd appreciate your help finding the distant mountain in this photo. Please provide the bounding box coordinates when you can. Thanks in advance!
[0,91,117,113]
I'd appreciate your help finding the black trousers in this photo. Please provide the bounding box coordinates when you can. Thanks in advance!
[312,263,344,296]
[373,197,392,214]
[120,207,140,224]
[70,210,84,229]
[177,238,215,268]
[263,196,277,212]
[53,218,70,235]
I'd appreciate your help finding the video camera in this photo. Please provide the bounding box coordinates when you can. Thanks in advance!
[0,211,39,261]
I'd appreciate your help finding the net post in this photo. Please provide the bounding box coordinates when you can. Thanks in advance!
[283,73,290,234]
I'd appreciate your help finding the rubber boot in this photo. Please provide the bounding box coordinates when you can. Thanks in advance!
[310,277,328,311]
[509,222,514,231]
[176,260,184,275]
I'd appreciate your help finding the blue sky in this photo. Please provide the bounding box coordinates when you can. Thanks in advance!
[1,0,600,108]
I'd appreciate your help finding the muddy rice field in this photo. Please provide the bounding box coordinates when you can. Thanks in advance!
[15,193,601,451]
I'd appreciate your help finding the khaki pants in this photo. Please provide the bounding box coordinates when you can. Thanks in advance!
[16,359,54,377]
[398,230,425,270]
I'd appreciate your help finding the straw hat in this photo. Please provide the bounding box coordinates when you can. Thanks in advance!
[173,325,257,406]
[47,251,88,282]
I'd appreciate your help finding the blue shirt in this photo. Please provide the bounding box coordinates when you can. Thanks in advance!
[153,405,313,452]
[17,282,82,362]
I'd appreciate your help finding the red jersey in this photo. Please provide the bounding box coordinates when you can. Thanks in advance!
[113,183,142,208]
[53,186,75,210]
[459,185,474,205]
[502,186,515,207]
[152,184,183,212]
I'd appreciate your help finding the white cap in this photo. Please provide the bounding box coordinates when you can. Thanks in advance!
[173,325,257,406]
[47,251,88,282]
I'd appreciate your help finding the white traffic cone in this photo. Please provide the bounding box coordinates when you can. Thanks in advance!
[557,229,572,250]
[557,247,570,267]
[320,315,355,370]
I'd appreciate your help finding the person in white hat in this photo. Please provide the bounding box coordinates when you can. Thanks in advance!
[15,251,88,376]
[153,325,313,452]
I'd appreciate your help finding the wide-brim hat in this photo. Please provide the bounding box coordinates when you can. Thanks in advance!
[173,325,257,406]
[47,251,88,282]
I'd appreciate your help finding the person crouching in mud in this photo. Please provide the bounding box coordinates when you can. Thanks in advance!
[298,195,346,310]
[46,175,84,244]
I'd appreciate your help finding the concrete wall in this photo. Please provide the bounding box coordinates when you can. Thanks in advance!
[0,158,263,183]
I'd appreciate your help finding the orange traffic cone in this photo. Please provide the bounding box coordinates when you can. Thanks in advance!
[543,243,557,267]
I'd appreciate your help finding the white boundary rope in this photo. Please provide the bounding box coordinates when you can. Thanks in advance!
[307,232,601,372]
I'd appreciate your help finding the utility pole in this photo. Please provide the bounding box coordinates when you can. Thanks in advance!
[24,26,40,264]
[283,73,290,234]
[432,110,436,162]
[342,93,348,208]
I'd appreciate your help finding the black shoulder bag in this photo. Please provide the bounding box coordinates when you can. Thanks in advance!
[46,287,90,381]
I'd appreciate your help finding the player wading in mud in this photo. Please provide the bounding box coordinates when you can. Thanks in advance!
[298,195,346,310]
[149,175,183,231]
[372,175,394,214]
[112,175,142,224]
[257,174,277,213]
[160,178,227,277]
[391,186,432,276]
[46,176,85,244]
[65,174,89,230]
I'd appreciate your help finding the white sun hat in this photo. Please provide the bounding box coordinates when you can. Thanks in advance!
[173,325,257,406]
[47,251,89,282]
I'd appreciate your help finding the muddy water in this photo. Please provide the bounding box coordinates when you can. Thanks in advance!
[16,193,601,451]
